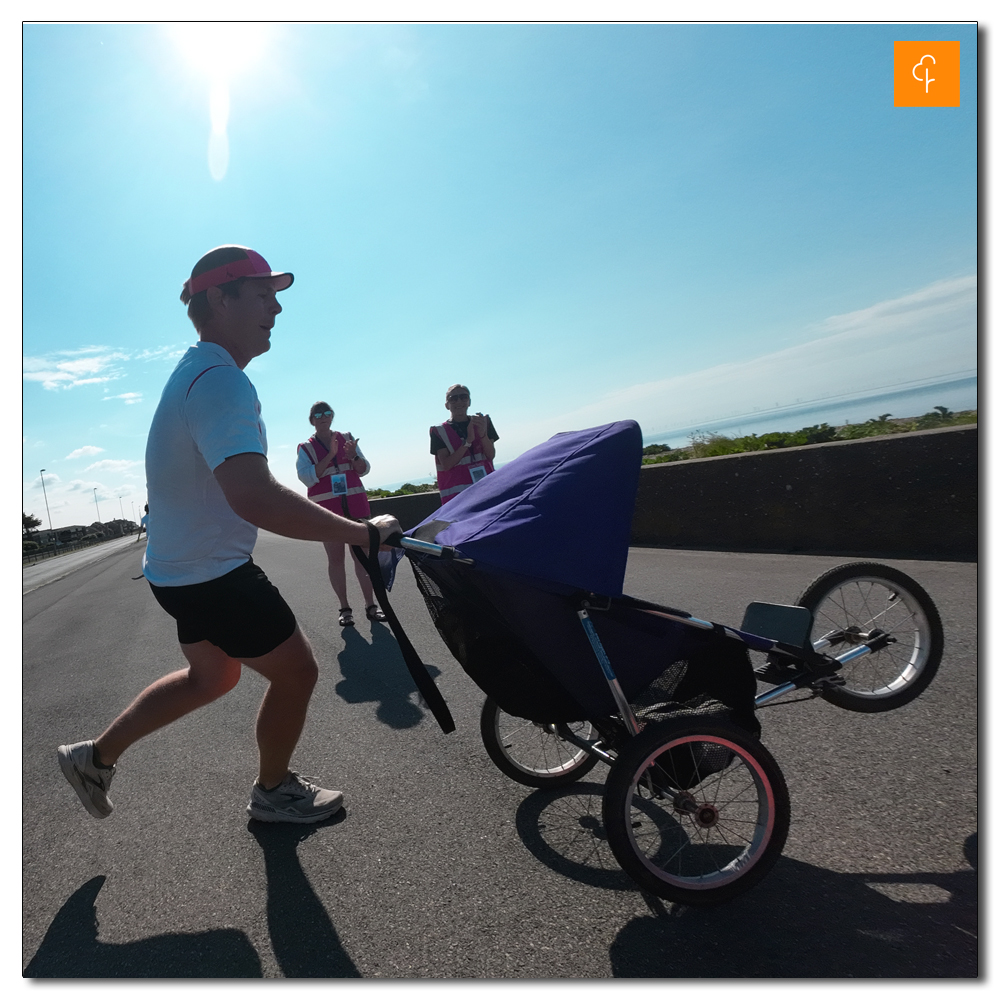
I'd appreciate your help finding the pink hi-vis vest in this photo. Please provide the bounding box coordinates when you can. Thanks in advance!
[433,421,495,503]
[300,433,371,519]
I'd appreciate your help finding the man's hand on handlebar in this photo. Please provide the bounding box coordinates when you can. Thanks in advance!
[369,514,403,550]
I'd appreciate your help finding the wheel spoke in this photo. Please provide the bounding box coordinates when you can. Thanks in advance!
[614,729,786,896]
[796,564,942,711]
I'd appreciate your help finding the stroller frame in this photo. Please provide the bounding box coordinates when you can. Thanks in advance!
[391,535,944,906]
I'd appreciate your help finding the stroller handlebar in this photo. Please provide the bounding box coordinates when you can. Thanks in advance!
[392,534,475,566]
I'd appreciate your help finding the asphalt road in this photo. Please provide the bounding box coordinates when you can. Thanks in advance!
[23,534,143,595]
[22,536,977,978]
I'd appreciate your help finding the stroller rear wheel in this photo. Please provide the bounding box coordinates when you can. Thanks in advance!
[480,697,601,788]
[603,720,790,906]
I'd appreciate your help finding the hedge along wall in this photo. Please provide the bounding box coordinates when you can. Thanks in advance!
[369,424,977,561]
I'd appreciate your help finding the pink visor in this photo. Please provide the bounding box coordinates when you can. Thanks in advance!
[182,249,294,299]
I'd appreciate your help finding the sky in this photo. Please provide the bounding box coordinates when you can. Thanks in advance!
[21,19,978,531]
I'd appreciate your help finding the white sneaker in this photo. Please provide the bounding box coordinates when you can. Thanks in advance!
[247,772,344,824]
[57,741,115,819]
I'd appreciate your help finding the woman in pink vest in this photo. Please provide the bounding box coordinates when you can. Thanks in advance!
[297,401,386,627]
[430,383,499,503]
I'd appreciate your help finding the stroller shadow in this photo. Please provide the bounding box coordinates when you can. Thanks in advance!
[514,785,977,977]
[335,624,442,729]
[23,876,263,977]
[514,780,634,892]
[609,837,978,977]
[247,814,361,978]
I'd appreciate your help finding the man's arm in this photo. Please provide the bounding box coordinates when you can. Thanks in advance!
[214,453,398,545]
[478,434,496,463]
[469,414,496,463]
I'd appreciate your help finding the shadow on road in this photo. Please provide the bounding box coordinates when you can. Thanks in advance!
[248,814,361,978]
[515,784,978,977]
[23,876,262,977]
[335,623,442,729]
[515,781,634,892]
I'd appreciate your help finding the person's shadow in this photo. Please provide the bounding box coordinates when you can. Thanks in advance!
[335,623,443,729]
[247,815,361,978]
[23,876,263,977]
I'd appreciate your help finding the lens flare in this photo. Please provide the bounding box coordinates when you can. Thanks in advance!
[166,24,271,181]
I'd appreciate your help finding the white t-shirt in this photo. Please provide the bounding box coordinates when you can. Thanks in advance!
[142,341,267,586]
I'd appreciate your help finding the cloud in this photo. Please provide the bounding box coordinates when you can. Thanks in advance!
[103,392,143,404]
[510,274,978,446]
[85,459,143,474]
[23,344,183,393]
[22,347,129,391]
[65,446,104,460]
[134,345,186,362]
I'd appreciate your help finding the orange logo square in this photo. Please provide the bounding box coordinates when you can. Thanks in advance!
[894,41,960,107]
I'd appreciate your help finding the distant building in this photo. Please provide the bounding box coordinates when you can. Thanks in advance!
[95,519,137,539]
[36,525,87,546]
[34,519,137,546]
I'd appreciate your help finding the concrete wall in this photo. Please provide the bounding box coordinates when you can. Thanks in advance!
[633,424,977,561]
[370,425,977,561]
[369,490,445,531]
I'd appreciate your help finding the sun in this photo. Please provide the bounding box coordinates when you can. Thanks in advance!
[166,23,271,83]
[165,24,273,181]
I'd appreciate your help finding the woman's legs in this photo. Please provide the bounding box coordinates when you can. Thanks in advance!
[323,540,351,610]
[350,547,376,607]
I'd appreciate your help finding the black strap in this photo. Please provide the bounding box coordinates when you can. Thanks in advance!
[352,522,455,734]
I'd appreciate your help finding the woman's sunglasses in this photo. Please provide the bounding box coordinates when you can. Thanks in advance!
[448,393,470,402]
[312,409,333,419]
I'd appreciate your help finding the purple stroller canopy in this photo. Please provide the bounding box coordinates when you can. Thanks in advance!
[409,420,643,597]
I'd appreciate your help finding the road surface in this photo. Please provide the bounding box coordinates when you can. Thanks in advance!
[22,536,977,977]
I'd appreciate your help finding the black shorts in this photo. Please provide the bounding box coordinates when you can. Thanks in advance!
[149,559,297,659]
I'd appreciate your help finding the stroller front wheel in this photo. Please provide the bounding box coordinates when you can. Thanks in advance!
[479,697,601,788]
[796,562,944,712]
[602,719,790,906]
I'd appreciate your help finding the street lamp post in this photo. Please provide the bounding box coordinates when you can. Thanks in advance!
[93,488,102,524]
[39,469,52,532]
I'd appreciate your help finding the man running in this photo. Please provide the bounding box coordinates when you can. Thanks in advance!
[133,503,148,543]
[58,245,400,825]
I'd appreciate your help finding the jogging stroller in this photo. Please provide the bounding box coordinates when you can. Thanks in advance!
[362,420,943,906]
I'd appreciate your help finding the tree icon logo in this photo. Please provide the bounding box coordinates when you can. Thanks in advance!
[894,42,960,107]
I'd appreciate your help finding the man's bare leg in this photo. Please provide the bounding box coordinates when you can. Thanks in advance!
[63,626,335,821]
[94,628,316,786]
[94,641,243,766]
[241,627,319,788]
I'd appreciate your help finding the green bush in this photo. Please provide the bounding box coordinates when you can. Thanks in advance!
[23,540,39,553]
[642,450,689,465]
[368,482,439,499]
[640,408,975,465]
